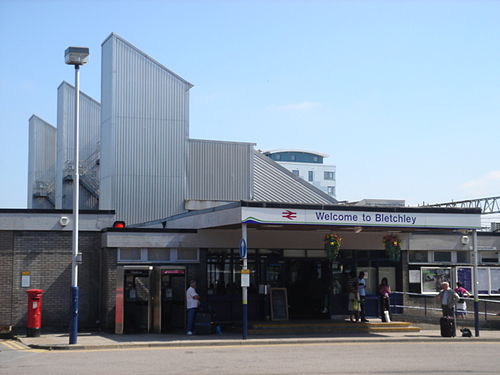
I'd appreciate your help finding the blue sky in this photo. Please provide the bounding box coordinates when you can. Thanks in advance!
[1,0,499,209]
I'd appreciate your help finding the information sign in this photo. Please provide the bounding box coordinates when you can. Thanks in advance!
[239,238,247,258]
[241,269,250,287]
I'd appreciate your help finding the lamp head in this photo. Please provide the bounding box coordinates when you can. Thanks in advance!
[65,47,89,65]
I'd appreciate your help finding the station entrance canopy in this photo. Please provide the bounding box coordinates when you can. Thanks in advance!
[159,201,482,231]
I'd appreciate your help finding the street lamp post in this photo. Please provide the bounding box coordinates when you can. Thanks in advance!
[65,46,89,345]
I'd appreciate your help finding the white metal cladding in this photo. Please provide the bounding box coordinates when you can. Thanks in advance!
[100,33,193,225]
[55,81,101,209]
[187,139,254,201]
[27,115,56,208]
[253,150,337,204]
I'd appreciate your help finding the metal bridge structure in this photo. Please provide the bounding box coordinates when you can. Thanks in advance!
[425,196,500,214]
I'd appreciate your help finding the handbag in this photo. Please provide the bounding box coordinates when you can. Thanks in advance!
[352,299,360,311]
[383,310,391,323]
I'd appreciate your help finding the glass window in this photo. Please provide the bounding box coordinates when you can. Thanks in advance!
[267,263,284,283]
[307,250,326,258]
[283,249,306,257]
[292,170,300,176]
[478,268,489,294]
[324,171,335,180]
[148,248,170,261]
[456,251,469,263]
[408,251,428,263]
[177,248,198,261]
[480,252,499,263]
[434,251,452,262]
[327,186,335,196]
[119,248,142,261]
[490,268,500,295]
[207,252,233,293]
[308,171,314,181]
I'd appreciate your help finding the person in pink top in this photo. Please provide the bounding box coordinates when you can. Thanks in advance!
[378,278,391,322]
[454,282,471,319]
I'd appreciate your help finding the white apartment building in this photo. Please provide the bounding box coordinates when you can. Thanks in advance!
[263,149,336,198]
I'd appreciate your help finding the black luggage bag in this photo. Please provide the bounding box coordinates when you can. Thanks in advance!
[194,312,213,335]
[440,316,456,337]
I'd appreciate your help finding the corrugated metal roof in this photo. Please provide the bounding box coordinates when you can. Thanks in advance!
[188,139,254,201]
[253,150,337,205]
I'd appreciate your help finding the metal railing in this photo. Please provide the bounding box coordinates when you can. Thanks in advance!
[390,291,500,320]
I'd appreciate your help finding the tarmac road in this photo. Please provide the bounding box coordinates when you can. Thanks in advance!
[1,340,500,375]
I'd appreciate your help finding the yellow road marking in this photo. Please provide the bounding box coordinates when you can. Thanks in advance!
[1,341,25,350]
[1,340,44,352]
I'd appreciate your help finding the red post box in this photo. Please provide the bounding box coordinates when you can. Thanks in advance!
[26,289,43,337]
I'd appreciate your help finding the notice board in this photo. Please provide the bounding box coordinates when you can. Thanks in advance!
[270,288,288,321]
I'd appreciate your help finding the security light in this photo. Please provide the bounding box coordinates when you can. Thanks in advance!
[65,47,89,65]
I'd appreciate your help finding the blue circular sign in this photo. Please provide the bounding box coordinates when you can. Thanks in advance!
[239,238,247,258]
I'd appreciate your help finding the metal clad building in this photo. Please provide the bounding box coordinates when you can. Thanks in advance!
[27,115,56,208]
[187,139,254,202]
[100,33,193,225]
[55,81,101,209]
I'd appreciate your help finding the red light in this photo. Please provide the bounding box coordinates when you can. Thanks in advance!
[113,221,126,229]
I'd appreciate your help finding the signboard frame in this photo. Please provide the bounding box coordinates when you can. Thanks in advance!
[270,288,289,321]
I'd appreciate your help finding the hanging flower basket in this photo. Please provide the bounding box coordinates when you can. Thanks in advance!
[324,233,342,260]
[383,234,401,261]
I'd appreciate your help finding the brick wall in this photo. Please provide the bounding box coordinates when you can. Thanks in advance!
[3,230,102,332]
[101,248,117,331]
[0,232,14,327]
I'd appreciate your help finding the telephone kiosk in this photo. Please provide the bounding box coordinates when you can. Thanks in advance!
[123,269,151,334]
[155,268,186,333]
[116,265,186,334]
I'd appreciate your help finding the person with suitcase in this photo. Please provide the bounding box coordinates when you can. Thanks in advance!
[437,282,459,337]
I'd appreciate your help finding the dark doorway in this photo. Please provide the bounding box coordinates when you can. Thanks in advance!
[287,260,330,319]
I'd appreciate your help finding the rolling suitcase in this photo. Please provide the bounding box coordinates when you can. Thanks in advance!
[440,316,456,337]
[194,312,213,335]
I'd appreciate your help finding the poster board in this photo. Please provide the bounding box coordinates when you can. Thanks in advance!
[421,267,451,294]
[490,268,500,295]
[270,288,288,321]
[456,267,473,293]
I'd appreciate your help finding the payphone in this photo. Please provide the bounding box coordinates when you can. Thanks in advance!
[115,266,153,334]
[153,267,186,333]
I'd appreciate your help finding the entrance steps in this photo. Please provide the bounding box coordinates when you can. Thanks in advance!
[248,320,421,335]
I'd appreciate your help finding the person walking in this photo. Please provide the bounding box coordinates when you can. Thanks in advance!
[358,271,369,322]
[186,280,200,335]
[378,277,391,322]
